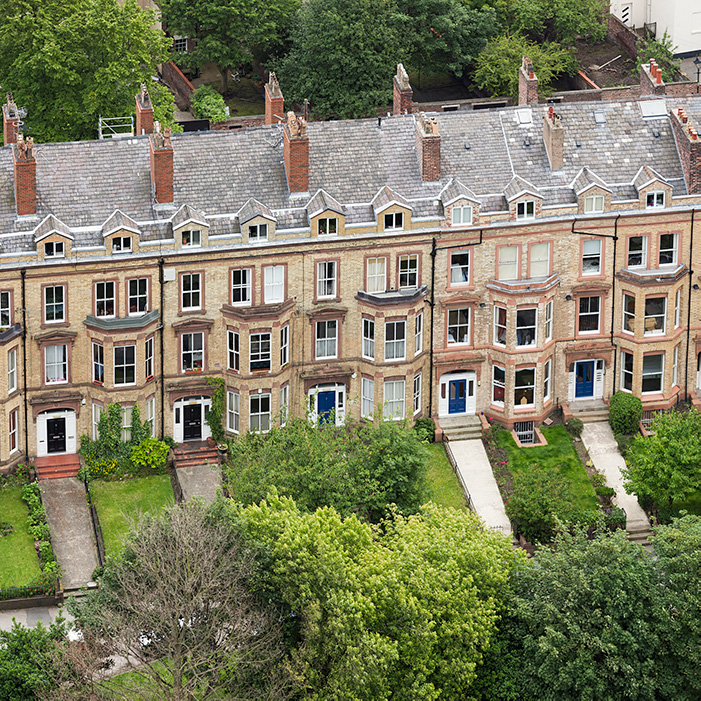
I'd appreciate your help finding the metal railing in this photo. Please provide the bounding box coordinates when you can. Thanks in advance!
[515,420,535,444]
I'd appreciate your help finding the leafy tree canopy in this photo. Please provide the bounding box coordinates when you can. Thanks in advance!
[0,0,176,142]
[623,408,701,507]
[225,415,428,523]
[238,493,519,700]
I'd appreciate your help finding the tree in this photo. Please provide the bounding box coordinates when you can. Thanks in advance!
[239,493,519,699]
[158,0,300,93]
[636,30,681,83]
[224,415,428,523]
[0,0,176,142]
[69,502,289,700]
[503,527,667,700]
[276,0,406,119]
[397,0,499,76]
[622,408,701,508]
[473,32,577,100]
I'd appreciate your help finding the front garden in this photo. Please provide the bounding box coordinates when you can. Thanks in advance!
[425,443,468,512]
[0,485,42,589]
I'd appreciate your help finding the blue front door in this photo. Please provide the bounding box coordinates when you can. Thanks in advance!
[575,361,595,398]
[448,380,467,414]
[317,390,336,424]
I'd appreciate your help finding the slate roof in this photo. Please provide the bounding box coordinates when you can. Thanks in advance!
[236,198,275,226]
[571,167,611,195]
[0,94,700,250]
[33,214,73,242]
[101,209,140,238]
[305,189,344,219]
[370,185,412,213]
[504,175,542,202]
[439,178,479,206]
[170,203,207,230]
[632,164,668,191]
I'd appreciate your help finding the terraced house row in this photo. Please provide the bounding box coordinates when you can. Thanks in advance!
[0,60,700,469]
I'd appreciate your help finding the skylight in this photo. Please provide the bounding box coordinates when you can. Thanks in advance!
[594,110,606,125]
[639,99,667,119]
[517,108,533,125]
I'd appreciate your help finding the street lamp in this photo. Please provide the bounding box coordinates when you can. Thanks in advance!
[694,56,701,83]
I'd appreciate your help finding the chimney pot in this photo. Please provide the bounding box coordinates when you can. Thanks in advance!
[393,63,413,116]
[13,132,37,216]
[135,84,154,135]
[283,111,309,193]
[415,113,441,181]
[519,56,539,106]
[2,93,19,146]
[264,72,285,126]
[149,123,174,204]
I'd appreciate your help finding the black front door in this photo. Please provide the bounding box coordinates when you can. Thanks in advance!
[47,417,66,453]
[183,404,202,441]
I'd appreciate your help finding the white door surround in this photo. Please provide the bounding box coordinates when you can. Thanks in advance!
[37,408,77,457]
[173,396,212,443]
[308,383,346,425]
[438,371,477,418]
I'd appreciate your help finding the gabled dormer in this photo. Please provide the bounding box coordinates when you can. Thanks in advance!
[371,186,412,232]
[440,178,480,227]
[306,189,345,237]
[236,199,276,243]
[101,210,140,255]
[633,165,672,210]
[171,204,208,249]
[34,215,73,260]
[571,167,612,215]
[505,175,542,221]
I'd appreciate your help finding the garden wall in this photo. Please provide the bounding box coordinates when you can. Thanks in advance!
[162,61,195,110]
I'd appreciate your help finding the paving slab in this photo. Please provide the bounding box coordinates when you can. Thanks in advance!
[40,478,99,591]
[581,422,650,532]
[177,464,222,504]
[447,439,512,535]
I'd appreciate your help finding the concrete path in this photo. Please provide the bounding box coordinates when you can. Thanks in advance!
[0,605,74,632]
[177,464,222,504]
[447,440,512,536]
[581,422,650,533]
[41,478,99,591]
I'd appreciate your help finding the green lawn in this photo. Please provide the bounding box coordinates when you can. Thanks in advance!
[497,426,598,510]
[91,475,174,556]
[0,487,42,588]
[425,443,468,511]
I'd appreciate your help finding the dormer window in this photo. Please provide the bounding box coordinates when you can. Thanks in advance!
[113,236,132,253]
[44,241,64,258]
[384,212,403,230]
[646,191,665,208]
[517,201,535,220]
[584,195,604,213]
[452,206,473,226]
[249,223,268,241]
[182,229,201,247]
[318,217,337,236]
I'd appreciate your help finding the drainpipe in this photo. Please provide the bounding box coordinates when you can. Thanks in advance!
[158,258,165,440]
[20,269,29,459]
[428,238,436,416]
[611,215,620,387]
[685,209,695,401]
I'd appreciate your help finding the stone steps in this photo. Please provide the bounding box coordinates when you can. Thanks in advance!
[439,416,483,442]
[34,454,81,480]
[577,410,611,423]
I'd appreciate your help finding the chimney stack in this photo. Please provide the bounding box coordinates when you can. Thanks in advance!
[13,133,36,217]
[518,57,539,106]
[3,93,19,146]
[640,59,665,96]
[283,111,309,194]
[149,122,174,204]
[135,84,154,135]
[393,64,413,116]
[543,105,564,170]
[670,107,701,194]
[264,72,285,126]
[415,113,441,182]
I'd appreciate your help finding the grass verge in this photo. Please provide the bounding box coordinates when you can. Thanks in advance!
[425,443,468,511]
[91,475,174,556]
[0,487,42,588]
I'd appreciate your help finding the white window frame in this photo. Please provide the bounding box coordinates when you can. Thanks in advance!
[114,345,136,386]
[112,236,132,253]
[249,223,268,242]
[516,308,537,347]
[315,320,338,360]
[128,278,148,316]
[362,318,375,360]
[514,367,536,407]
[627,236,647,268]
[659,233,678,267]
[621,350,634,392]
[644,297,666,336]
[173,36,188,53]
[232,269,252,306]
[447,308,470,345]
[95,281,115,319]
[227,391,240,434]
[264,265,285,304]
[228,330,240,371]
[280,385,289,427]
[646,191,665,209]
[543,359,551,401]
[398,255,419,289]
[361,377,375,418]
[317,261,337,298]
[249,393,271,433]
[384,320,406,361]
[146,397,155,436]
[578,296,600,334]
[384,212,404,230]
[92,403,103,440]
[92,342,104,384]
[623,294,635,334]
[0,292,10,328]
[516,200,535,220]
[121,405,132,442]
[318,217,337,236]
[415,312,423,354]
[452,205,473,226]
[450,251,470,285]
[413,372,422,415]
[366,257,386,293]
[181,331,204,372]
[9,409,18,454]
[529,242,550,278]
[584,195,604,213]
[44,240,64,258]
[44,285,65,323]
[642,354,664,394]
[494,306,507,346]
[498,246,518,281]
[673,345,679,387]
[383,380,405,420]
[8,348,16,394]
[280,325,289,367]
[181,273,201,311]
[45,344,67,385]
[545,301,553,342]
[145,337,154,379]
[250,333,272,371]
[492,365,505,406]
[181,229,201,248]
[582,239,602,275]
[674,288,681,328]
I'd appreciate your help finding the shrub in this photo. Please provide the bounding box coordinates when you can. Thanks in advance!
[590,472,607,489]
[190,85,228,123]
[414,417,435,443]
[505,467,573,543]
[635,30,680,82]
[604,506,627,531]
[565,417,583,438]
[131,437,169,472]
[609,392,643,435]
[567,507,604,532]
[596,485,616,500]
[615,432,634,457]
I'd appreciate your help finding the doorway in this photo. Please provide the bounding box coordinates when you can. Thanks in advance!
[439,371,477,417]
[37,409,77,457]
[173,396,212,443]
[575,360,595,398]
[308,383,346,425]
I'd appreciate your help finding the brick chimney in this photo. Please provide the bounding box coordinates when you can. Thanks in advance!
[415,113,440,181]
[283,111,309,194]
[543,105,564,170]
[264,72,285,126]
[393,64,413,115]
[640,59,665,96]
[670,107,701,194]
[149,122,174,204]
[3,93,19,146]
[518,56,539,106]
[135,83,154,135]
[13,133,36,217]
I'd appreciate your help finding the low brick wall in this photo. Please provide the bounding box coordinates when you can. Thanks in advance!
[162,61,195,110]
[607,14,639,60]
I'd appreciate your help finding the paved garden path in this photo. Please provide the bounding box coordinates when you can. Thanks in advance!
[177,464,222,504]
[447,440,512,536]
[41,478,99,592]
[581,422,650,535]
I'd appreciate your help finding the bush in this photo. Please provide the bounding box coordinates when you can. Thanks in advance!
[567,507,604,532]
[604,506,627,531]
[635,30,680,82]
[190,85,228,123]
[565,417,583,438]
[609,392,643,435]
[130,437,169,472]
[414,417,435,443]
[590,472,607,489]
[596,485,616,500]
[615,432,634,457]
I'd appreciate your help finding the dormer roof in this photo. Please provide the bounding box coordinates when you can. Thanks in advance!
[236,198,275,226]
[305,189,344,220]
[571,167,612,196]
[633,165,669,192]
[504,175,542,202]
[33,214,73,243]
[101,210,140,239]
[439,178,479,207]
[371,186,412,215]
[171,203,207,230]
